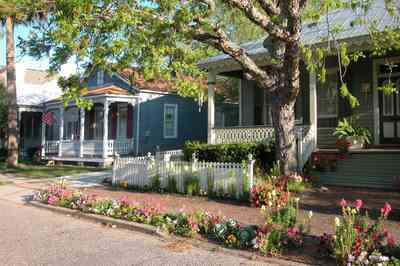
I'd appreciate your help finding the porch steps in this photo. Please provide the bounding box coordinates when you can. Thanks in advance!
[315,151,400,190]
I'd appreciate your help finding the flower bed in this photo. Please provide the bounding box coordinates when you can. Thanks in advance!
[33,181,399,265]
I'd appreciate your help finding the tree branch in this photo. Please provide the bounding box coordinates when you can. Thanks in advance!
[194,27,277,90]
[256,0,280,16]
[226,0,291,42]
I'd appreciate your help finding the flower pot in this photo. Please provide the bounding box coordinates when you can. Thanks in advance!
[346,136,365,150]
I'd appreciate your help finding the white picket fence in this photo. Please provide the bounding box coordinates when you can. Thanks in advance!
[112,154,255,199]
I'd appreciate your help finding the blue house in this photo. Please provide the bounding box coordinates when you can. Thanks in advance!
[15,67,207,165]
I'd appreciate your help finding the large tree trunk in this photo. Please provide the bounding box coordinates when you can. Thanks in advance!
[271,95,297,175]
[6,16,18,168]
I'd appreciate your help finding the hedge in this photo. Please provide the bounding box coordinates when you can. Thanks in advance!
[183,141,276,173]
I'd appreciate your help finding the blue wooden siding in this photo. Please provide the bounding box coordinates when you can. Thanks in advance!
[136,92,207,154]
[86,70,132,91]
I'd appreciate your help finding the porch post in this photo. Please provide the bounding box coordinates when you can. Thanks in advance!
[41,111,46,158]
[309,71,317,148]
[207,71,216,144]
[135,98,140,155]
[103,100,109,159]
[58,106,64,157]
[79,108,85,158]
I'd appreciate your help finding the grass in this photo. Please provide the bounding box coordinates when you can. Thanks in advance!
[0,161,105,179]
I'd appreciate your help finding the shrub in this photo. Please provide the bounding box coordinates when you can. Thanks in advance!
[183,140,275,173]
[167,176,178,193]
[184,176,200,196]
[150,175,162,192]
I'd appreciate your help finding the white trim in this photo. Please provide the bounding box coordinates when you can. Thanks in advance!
[163,103,178,139]
[372,56,400,145]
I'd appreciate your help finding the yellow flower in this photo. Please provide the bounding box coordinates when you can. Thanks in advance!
[334,217,341,227]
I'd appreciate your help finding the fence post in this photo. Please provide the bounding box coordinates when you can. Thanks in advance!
[112,153,120,186]
[247,154,255,192]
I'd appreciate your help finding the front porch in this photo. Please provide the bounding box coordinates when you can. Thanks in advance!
[40,93,139,164]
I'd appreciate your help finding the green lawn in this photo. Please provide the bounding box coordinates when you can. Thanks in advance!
[0,162,106,179]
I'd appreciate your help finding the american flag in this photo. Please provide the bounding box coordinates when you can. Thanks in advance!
[42,112,56,125]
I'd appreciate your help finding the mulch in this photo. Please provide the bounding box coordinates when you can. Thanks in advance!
[83,185,400,237]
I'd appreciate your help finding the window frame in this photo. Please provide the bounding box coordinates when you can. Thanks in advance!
[317,68,339,120]
[163,103,178,139]
[97,70,104,86]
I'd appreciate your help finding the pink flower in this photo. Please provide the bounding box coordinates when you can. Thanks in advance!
[387,233,397,247]
[340,198,347,207]
[381,202,392,217]
[47,195,58,205]
[354,199,363,210]
[287,227,299,238]
[119,195,131,205]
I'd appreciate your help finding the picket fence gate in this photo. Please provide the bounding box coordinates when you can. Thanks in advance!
[112,153,255,199]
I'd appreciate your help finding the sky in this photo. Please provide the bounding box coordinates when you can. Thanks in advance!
[0,24,76,77]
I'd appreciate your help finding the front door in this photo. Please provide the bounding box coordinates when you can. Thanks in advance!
[378,74,400,144]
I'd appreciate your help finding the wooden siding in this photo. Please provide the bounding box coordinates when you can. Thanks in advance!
[317,127,336,148]
[137,92,207,154]
[317,152,400,189]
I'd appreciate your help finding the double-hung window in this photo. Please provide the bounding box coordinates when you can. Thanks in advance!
[317,69,338,127]
[163,104,178,139]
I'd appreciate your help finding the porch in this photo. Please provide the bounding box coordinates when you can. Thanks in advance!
[40,93,139,163]
[206,69,318,170]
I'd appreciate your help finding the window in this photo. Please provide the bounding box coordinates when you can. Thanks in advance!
[317,69,338,127]
[163,104,178,139]
[117,104,128,139]
[97,70,104,85]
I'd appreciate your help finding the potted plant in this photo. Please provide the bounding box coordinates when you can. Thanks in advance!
[333,117,372,151]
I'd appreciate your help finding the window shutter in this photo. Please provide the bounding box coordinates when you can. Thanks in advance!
[127,104,133,138]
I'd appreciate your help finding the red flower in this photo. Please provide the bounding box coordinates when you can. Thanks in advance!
[340,198,347,207]
[354,199,363,210]
[381,202,392,217]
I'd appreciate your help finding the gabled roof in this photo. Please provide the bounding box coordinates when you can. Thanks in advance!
[84,85,131,95]
[199,0,400,68]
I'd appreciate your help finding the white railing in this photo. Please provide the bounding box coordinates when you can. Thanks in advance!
[44,138,135,157]
[113,155,255,199]
[213,126,274,144]
[212,125,316,170]
[155,149,184,161]
[108,139,135,155]
[45,140,59,154]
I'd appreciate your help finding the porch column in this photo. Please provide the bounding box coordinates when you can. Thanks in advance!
[41,112,46,158]
[207,71,216,144]
[102,100,109,159]
[135,98,140,155]
[58,106,64,157]
[309,71,317,148]
[79,108,85,158]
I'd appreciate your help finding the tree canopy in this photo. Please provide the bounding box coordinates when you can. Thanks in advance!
[19,0,400,173]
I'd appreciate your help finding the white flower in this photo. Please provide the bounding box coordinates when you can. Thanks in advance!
[271,190,276,197]
[261,205,266,211]
[308,211,313,219]
[334,217,341,227]
[294,197,300,203]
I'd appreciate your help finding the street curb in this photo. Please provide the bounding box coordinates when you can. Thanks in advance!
[28,201,168,239]
[28,202,311,266]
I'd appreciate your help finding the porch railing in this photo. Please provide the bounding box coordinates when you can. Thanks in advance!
[213,126,274,144]
[211,125,316,169]
[44,139,135,157]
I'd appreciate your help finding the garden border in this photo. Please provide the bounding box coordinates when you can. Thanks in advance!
[28,201,168,238]
[27,201,310,266]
